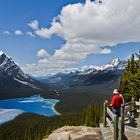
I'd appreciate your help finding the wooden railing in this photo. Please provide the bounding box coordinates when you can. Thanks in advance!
[125,98,140,118]
[103,98,140,140]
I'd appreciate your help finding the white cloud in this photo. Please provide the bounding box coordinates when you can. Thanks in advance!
[38,58,48,64]
[35,19,63,39]
[3,31,10,35]
[37,49,50,59]
[14,30,23,35]
[100,48,111,54]
[22,62,65,76]
[28,20,39,30]
[24,0,140,76]
[26,32,35,37]
[32,0,140,62]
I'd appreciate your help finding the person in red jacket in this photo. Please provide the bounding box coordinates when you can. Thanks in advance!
[111,89,123,116]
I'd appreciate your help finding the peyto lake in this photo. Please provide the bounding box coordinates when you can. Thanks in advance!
[0,95,60,124]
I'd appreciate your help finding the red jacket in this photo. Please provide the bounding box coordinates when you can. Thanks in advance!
[111,94,123,109]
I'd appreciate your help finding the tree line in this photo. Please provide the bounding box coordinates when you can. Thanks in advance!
[0,104,102,140]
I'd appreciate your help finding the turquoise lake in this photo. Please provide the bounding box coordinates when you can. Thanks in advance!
[0,95,60,124]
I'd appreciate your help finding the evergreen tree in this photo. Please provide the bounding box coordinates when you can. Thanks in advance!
[120,50,140,101]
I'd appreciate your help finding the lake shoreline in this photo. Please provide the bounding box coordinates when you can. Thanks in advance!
[0,95,60,124]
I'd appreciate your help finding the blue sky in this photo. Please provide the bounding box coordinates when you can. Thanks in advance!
[0,0,140,76]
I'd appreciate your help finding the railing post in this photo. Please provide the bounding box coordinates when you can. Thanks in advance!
[119,105,125,140]
[114,114,119,140]
[132,97,135,118]
[138,99,140,118]
[103,101,107,127]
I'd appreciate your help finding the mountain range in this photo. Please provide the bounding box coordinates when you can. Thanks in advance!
[39,58,126,87]
[0,51,126,89]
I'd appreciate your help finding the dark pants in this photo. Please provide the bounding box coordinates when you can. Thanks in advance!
[112,108,121,117]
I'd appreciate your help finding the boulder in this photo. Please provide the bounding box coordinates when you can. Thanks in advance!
[44,126,100,140]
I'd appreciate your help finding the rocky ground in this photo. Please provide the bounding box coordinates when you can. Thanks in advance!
[43,126,100,140]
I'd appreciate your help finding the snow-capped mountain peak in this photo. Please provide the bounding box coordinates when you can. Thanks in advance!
[87,58,126,72]
[93,58,121,71]
[109,58,120,66]
[61,58,126,76]
[0,52,25,78]
[48,58,127,79]
[0,51,39,89]
[0,51,4,56]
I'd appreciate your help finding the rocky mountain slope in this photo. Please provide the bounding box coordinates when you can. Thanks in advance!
[0,51,53,100]
[0,51,39,89]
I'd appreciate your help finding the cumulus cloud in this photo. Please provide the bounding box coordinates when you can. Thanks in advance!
[24,0,140,75]
[37,49,50,59]
[3,31,10,35]
[38,58,48,64]
[14,30,23,35]
[35,18,63,39]
[28,20,39,30]
[26,31,35,37]
[31,0,140,62]
[100,48,111,54]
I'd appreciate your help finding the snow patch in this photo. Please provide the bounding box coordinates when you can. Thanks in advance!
[0,109,24,124]
[0,51,4,56]
[14,78,39,89]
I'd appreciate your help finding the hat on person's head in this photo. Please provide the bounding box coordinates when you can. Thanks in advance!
[113,89,119,94]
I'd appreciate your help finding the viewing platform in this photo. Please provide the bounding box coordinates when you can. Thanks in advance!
[100,98,140,140]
